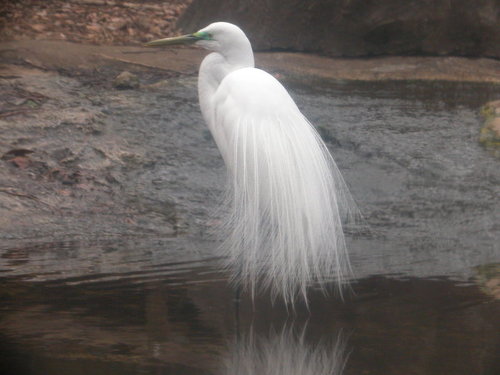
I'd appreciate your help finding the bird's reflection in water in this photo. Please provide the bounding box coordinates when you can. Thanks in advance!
[222,326,348,375]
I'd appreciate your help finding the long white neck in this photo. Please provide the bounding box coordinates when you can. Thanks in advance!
[198,40,254,128]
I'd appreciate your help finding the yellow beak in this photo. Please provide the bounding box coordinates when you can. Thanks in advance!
[144,34,199,47]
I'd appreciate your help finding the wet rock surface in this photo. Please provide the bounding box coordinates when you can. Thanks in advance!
[2,40,498,248]
[0,58,217,242]
[1,40,499,279]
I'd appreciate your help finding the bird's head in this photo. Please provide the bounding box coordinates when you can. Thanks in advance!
[145,22,250,55]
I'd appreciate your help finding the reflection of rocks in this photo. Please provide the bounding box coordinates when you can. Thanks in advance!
[0,279,226,373]
[480,100,500,156]
[0,275,498,375]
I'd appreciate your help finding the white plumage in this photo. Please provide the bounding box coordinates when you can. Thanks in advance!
[146,22,357,303]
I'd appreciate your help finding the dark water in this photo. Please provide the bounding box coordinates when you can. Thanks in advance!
[1,78,499,374]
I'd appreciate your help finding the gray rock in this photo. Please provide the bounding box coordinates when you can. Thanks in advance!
[178,0,500,58]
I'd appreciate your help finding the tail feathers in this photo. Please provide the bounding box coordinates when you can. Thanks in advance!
[220,112,357,303]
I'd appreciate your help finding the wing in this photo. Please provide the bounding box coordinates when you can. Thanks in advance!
[209,68,301,165]
[210,68,357,302]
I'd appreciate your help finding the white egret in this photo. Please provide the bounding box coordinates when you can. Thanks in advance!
[146,22,357,303]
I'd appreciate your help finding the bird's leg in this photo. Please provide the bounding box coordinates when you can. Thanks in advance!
[234,282,241,341]
[233,250,244,341]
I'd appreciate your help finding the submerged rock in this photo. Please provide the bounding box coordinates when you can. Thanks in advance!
[475,263,500,300]
[479,100,500,155]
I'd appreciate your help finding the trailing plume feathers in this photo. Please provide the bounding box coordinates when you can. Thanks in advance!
[211,68,357,303]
